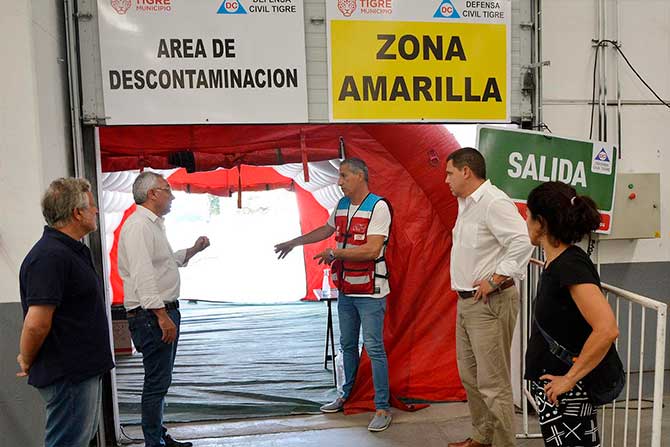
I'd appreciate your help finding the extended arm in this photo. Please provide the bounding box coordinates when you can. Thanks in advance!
[275,224,336,259]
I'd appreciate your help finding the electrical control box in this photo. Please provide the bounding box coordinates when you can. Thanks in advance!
[600,173,661,240]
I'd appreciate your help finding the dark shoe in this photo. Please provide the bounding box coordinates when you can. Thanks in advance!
[163,434,193,447]
[447,438,491,447]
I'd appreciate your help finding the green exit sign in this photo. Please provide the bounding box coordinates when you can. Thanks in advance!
[477,126,617,233]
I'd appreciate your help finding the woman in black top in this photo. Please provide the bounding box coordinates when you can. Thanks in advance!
[524,182,619,447]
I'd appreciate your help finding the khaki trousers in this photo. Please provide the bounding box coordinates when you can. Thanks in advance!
[456,286,519,447]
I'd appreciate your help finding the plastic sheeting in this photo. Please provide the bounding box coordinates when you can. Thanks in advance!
[100,124,466,414]
[116,301,341,423]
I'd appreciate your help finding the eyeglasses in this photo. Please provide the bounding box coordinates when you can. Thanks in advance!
[154,187,173,195]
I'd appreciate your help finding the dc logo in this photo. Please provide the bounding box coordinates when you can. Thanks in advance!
[217,0,247,14]
[434,0,460,19]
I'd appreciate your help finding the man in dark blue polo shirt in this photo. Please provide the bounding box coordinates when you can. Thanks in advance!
[17,178,114,447]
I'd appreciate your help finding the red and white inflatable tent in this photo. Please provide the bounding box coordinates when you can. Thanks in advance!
[100,124,467,413]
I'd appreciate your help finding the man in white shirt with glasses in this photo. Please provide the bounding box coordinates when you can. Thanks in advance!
[119,172,209,447]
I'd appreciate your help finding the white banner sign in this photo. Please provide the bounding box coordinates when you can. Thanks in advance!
[97,0,308,124]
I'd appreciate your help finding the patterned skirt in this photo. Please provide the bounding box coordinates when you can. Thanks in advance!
[530,379,600,447]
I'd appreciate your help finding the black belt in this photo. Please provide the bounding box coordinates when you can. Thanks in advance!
[127,301,179,317]
[457,279,515,299]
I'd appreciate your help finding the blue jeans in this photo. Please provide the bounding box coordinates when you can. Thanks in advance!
[337,294,389,410]
[38,374,102,447]
[128,308,181,447]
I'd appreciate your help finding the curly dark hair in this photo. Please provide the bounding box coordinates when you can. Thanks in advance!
[526,182,601,244]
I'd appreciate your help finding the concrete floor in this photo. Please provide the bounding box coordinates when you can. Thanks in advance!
[121,397,670,446]
[121,402,545,446]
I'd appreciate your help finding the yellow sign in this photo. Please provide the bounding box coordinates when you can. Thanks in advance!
[329,20,508,122]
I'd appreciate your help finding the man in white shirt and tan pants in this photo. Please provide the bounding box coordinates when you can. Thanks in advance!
[118,172,209,447]
[445,148,533,447]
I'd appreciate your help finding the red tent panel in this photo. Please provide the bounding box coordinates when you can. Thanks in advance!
[99,125,343,172]
[292,184,335,301]
[335,125,465,411]
[110,204,137,306]
[168,166,293,195]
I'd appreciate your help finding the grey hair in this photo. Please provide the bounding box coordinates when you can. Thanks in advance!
[133,172,163,204]
[341,158,369,182]
[41,178,91,228]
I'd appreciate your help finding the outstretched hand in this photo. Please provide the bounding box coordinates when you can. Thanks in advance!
[274,241,295,259]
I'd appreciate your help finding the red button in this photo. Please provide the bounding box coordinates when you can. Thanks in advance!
[628,193,637,200]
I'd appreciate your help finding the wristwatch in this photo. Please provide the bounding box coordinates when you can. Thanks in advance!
[487,275,501,291]
[327,248,336,262]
